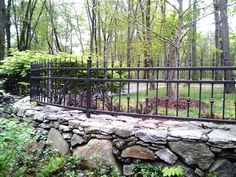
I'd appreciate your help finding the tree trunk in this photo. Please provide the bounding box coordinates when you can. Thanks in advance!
[214,0,222,80]
[0,0,5,60]
[127,0,132,64]
[6,0,11,52]
[191,0,198,80]
[219,0,235,93]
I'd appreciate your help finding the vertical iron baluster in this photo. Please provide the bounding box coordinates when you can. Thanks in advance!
[54,58,58,104]
[199,54,203,118]
[69,57,72,106]
[234,100,236,119]
[63,57,66,106]
[165,55,170,116]
[87,57,92,118]
[187,53,191,117]
[222,68,226,119]
[50,59,53,103]
[40,60,43,102]
[136,56,141,113]
[95,56,99,109]
[81,56,84,107]
[176,55,180,117]
[210,55,215,118]
[118,55,122,112]
[59,57,62,105]
[111,54,115,111]
[155,54,160,115]
[127,55,131,113]
[145,57,150,114]
[74,57,78,107]
[47,59,50,103]
[43,59,46,103]
[30,62,33,100]
[102,57,107,111]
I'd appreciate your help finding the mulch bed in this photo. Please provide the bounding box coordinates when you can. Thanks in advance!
[147,97,209,109]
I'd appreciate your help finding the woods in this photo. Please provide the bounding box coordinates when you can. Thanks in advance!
[0,0,235,93]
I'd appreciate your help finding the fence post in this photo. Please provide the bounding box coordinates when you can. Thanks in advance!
[86,56,92,118]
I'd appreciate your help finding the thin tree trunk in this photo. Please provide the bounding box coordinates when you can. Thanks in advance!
[97,0,102,56]
[214,0,222,80]
[0,0,5,60]
[191,0,198,80]
[6,0,11,52]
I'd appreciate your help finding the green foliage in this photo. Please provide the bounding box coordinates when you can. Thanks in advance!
[1,49,126,94]
[207,171,218,177]
[0,117,121,177]
[132,163,184,177]
[162,166,184,177]
[0,118,33,177]
[132,163,163,177]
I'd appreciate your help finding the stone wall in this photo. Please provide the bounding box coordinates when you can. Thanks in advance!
[11,97,236,177]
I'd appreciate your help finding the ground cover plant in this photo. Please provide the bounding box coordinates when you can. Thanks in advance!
[0,117,121,177]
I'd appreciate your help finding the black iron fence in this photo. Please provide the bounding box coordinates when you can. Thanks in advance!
[30,56,236,123]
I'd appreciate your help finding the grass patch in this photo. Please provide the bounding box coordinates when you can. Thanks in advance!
[114,84,236,119]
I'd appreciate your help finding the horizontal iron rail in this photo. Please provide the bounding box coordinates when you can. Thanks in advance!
[31,76,236,84]
[31,66,236,71]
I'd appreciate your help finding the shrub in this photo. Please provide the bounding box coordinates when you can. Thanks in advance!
[1,49,127,95]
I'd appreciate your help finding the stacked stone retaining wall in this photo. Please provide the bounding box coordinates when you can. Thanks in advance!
[11,97,236,177]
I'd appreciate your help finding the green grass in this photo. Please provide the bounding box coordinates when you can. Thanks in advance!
[114,84,236,119]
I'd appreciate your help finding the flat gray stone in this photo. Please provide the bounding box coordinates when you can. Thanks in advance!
[115,128,133,138]
[71,134,86,146]
[58,116,74,124]
[62,133,72,140]
[69,120,82,127]
[155,148,178,164]
[46,114,59,121]
[38,123,50,129]
[59,125,71,132]
[45,105,63,112]
[73,129,86,135]
[135,129,167,143]
[169,141,214,170]
[208,129,236,148]
[195,168,204,177]
[32,111,45,122]
[168,128,207,140]
[48,128,69,155]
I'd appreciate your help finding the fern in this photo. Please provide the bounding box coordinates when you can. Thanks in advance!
[162,166,184,177]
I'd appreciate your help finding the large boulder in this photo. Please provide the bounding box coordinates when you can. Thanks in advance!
[73,139,120,172]
[48,128,69,155]
[169,141,214,170]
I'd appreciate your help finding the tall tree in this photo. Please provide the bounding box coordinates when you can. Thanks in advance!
[214,0,222,80]
[0,0,5,60]
[6,0,11,51]
[191,0,198,80]
[219,0,235,93]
